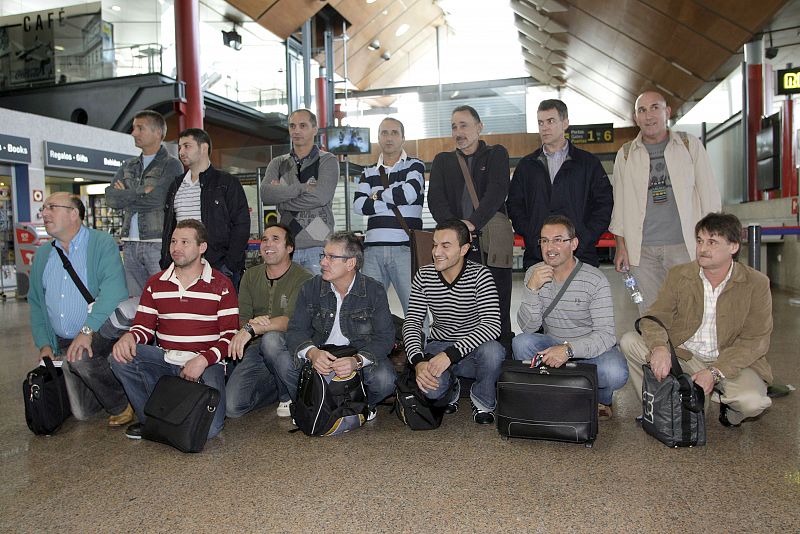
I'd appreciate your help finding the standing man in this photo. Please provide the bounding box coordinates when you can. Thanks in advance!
[28,193,132,426]
[111,219,238,440]
[105,110,184,298]
[512,215,628,419]
[610,90,721,313]
[428,105,514,351]
[261,109,339,276]
[353,117,425,313]
[507,99,613,269]
[278,232,397,420]
[403,219,504,425]
[225,223,312,419]
[620,213,772,427]
[161,128,250,288]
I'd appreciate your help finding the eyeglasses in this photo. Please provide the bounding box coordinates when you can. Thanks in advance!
[319,253,353,262]
[538,236,573,246]
[38,204,76,214]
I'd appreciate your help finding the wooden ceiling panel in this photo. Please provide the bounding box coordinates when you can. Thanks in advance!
[255,0,327,40]
[350,23,436,87]
[225,0,279,20]
[329,0,396,28]
[562,68,633,118]
[696,0,788,32]
[640,0,750,51]
[359,27,438,89]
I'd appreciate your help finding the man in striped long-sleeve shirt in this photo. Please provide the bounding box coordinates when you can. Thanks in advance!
[512,215,628,420]
[353,117,425,314]
[402,219,505,425]
[111,219,238,439]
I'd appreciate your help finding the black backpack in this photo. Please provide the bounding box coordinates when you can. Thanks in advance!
[394,367,453,431]
[291,345,370,436]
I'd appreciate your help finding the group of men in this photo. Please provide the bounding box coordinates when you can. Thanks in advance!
[29,89,773,442]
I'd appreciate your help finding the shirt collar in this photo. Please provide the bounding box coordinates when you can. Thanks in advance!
[53,224,88,253]
[291,145,319,166]
[699,261,734,289]
[160,258,214,285]
[543,139,570,158]
[377,149,408,169]
[329,273,357,298]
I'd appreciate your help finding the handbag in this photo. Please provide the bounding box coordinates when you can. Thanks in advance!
[636,316,706,448]
[393,365,453,431]
[142,375,220,453]
[378,166,434,274]
[22,357,71,435]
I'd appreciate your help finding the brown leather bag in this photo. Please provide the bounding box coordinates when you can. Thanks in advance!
[378,166,434,276]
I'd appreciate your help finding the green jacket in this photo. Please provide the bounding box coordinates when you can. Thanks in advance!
[641,260,773,383]
[28,228,128,354]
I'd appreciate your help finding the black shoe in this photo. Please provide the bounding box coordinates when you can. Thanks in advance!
[718,403,741,428]
[472,403,494,425]
[444,401,459,415]
[125,422,144,440]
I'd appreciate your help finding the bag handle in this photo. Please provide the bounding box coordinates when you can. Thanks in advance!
[54,245,94,305]
[542,259,583,322]
[634,315,684,378]
[42,356,68,421]
[456,152,480,210]
[379,166,412,237]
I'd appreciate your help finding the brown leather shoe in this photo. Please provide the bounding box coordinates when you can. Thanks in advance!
[108,404,134,427]
[597,403,613,421]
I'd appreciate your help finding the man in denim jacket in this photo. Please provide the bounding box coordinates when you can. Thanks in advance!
[282,231,397,420]
[105,110,184,298]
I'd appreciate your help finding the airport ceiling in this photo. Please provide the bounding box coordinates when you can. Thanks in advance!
[228,0,795,120]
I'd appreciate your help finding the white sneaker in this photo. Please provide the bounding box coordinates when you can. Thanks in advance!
[276,400,292,417]
[366,408,377,422]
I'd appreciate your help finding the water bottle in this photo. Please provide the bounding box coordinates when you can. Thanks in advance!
[622,270,643,304]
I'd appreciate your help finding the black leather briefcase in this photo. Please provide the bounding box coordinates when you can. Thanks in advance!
[142,375,220,453]
[23,357,71,435]
[495,359,598,447]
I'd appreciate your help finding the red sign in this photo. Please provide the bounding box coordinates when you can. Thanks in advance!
[792,197,798,215]
[32,189,43,202]
[15,227,37,244]
[19,248,36,266]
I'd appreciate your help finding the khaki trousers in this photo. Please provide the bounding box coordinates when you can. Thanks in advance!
[620,331,772,425]
[630,244,691,315]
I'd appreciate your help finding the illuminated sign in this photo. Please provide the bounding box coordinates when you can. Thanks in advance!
[0,133,32,163]
[565,124,614,145]
[777,68,800,95]
[44,142,135,174]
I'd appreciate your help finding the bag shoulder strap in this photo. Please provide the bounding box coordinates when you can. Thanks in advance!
[622,141,632,161]
[53,244,94,304]
[379,166,411,237]
[542,259,583,321]
[635,315,683,376]
[456,152,480,209]
[677,131,693,163]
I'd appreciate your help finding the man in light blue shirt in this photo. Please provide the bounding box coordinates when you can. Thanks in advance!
[28,192,132,426]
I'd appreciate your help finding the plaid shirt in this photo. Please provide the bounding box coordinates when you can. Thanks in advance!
[680,263,734,362]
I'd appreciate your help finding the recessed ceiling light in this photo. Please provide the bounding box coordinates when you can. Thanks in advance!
[368,39,381,51]
[54,45,64,51]
[366,0,377,3]
[73,177,86,182]
[111,5,121,12]
[395,24,410,37]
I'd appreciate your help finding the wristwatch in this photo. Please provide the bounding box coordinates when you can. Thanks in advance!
[563,341,574,359]
[709,366,725,384]
[353,354,364,371]
[80,325,93,336]
[242,323,256,337]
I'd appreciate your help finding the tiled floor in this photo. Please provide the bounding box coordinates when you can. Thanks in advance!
[1,267,798,532]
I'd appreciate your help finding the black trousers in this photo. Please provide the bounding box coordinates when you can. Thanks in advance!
[466,248,513,351]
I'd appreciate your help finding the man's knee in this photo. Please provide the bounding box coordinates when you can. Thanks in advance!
[619,331,646,363]
[512,333,550,359]
[729,391,772,420]
[597,348,630,391]
[261,331,288,356]
[477,340,505,370]
[364,362,396,398]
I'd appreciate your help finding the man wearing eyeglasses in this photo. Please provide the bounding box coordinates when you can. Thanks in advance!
[512,215,628,420]
[507,99,613,269]
[280,231,397,421]
[28,192,132,427]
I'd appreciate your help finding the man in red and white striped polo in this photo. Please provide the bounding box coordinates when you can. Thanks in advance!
[110,219,238,440]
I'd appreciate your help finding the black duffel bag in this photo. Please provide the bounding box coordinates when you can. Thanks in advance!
[637,316,706,448]
[23,357,71,435]
[142,375,220,453]
[394,363,455,431]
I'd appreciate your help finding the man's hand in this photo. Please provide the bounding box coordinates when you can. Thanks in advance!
[66,333,93,362]
[228,329,252,360]
[461,219,476,233]
[249,315,272,327]
[527,264,554,291]
[415,353,451,392]
[113,181,126,190]
[331,356,358,378]
[649,346,672,381]
[180,355,208,382]
[112,333,138,364]
[614,239,629,272]
[539,344,569,368]
[143,185,154,194]
[308,347,336,375]
[38,345,55,363]
[691,368,715,396]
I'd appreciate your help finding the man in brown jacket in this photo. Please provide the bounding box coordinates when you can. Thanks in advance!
[620,212,772,427]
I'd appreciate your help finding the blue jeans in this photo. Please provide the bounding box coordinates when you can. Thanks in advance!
[109,345,226,438]
[292,246,323,276]
[422,339,505,412]
[225,332,288,417]
[512,333,629,406]
[122,241,163,298]
[361,245,412,315]
[268,349,397,407]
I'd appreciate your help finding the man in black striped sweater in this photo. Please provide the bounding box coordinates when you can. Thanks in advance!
[402,219,505,424]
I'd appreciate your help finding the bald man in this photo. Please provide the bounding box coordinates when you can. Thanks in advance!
[609,91,720,314]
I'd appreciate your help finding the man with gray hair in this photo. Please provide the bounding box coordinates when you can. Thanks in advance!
[106,110,184,297]
[276,231,397,421]
[507,99,613,270]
